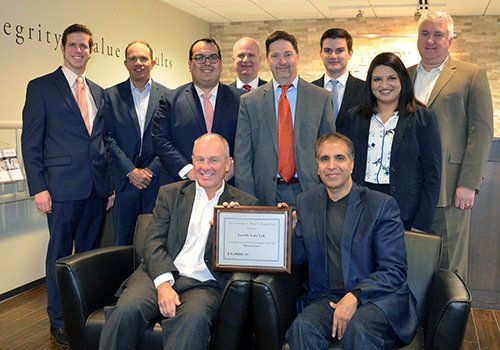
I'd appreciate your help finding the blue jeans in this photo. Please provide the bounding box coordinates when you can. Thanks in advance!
[286,295,401,350]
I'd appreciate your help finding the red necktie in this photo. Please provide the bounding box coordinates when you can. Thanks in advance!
[277,84,295,182]
[76,76,91,134]
[242,84,252,92]
[201,93,214,132]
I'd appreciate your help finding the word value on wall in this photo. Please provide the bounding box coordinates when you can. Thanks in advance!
[2,20,174,69]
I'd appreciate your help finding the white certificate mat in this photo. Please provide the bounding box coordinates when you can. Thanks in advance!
[213,206,291,273]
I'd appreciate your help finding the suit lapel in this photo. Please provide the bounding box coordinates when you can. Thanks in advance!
[52,68,90,136]
[205,185,234,257]
[355,116,370,183]
[262,83,278,152]
[144,80,160,131]
[293,79,306,152]
[185,83,207,133]
[341,185,363,285]
[212,84,224,132]
[314,187,328,261]
[391,113,411,156]
[338,74,354,117]
[121,80,141,137]
[177,184,196,250]
[427,59,456,107]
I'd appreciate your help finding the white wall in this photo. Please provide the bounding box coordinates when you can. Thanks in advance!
[0,0,209,294]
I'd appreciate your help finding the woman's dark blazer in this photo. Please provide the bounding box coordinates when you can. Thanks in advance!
[339,105,441,232]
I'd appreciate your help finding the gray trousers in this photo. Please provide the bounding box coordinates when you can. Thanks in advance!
[99,267,222,350]
[431,205,471,282]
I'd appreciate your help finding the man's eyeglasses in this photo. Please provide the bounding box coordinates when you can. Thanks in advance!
[192,54,220,64]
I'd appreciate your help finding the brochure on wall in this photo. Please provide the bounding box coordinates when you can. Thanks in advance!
[0,149,24,183]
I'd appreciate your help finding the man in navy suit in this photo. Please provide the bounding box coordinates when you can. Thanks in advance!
[230,37,267,91]
[286,133,417,349]
[21,23,113,347]
[153,38,241,184]
[106,41,169,245]
[311,28,365,130]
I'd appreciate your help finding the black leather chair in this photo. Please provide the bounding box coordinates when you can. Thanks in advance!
[56,214,253,350]
[251,231,472,350]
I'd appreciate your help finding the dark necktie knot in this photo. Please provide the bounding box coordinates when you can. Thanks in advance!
[242,84,252,92]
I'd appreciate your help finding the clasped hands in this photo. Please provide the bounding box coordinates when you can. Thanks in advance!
[129,167,153,190]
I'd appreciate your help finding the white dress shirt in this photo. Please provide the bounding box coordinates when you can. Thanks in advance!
[323,70,349,110]
[414,57,448,105]
[61,65,97,129]
[365,112,399,184]
[153,181,225,288]
[236,77,259,90]
[130,79,152,142]
[178,84,219,179]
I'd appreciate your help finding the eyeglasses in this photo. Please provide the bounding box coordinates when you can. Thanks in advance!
[192,54,220,64]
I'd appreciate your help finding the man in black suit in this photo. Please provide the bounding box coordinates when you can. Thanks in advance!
[311,28,364,129]
[21,23,113,347]
[99,133,257,350]
[230,37,267,91]
[105,41,169,245]
[153,38,241,184]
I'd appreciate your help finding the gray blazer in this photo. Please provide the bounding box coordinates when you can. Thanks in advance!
[234,78,335,205]
[408,59,493,206]
[143,180,257,286]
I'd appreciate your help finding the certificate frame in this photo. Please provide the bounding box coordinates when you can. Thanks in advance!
[213,206,292,273]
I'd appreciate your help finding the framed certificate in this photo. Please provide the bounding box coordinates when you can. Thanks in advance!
[213,206,292,273]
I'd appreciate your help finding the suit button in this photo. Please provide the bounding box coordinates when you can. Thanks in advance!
[391,167,395,172]
[392,187,396,193]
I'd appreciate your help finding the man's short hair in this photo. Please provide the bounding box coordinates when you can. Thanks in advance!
[125,40,154,59]
[315,133,355,160]
[188,38,221,61]
[62,23,93,48]
[320,28,353,52]
[265,30,299,56]
[418,10,454,39]
[193,133,230,158]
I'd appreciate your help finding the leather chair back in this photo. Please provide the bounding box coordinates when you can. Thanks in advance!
[133,214,153,268]
[404,231,442,325]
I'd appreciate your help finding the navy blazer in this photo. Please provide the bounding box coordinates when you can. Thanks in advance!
[152,82,241,183]
[312,73,365,129]
[292,183,418,343]
[105,79,169,190]
[339,106,441,232]
[22,67,111,201]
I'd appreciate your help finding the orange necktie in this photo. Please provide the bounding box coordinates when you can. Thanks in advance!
[76,76,91,135]
[277,84,296,182]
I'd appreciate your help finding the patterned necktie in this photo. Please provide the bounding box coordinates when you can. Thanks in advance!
[331,79,340,120]
[76,76,91,134]
[242,84,252,92]
[201,92,214,132]
[277,84,296,182]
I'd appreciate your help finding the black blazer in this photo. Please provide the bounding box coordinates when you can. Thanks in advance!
[152,82,242,183]
[339,105,441,232]
[105,79,169,190]
[312,73,365,129]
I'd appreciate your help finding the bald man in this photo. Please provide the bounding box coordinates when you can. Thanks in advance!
[230,37,267,92]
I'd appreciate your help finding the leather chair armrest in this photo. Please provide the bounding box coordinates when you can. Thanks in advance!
[252,264,307,350]
[424,269,471,350]
[56,246,134,350]
[212,273,255,350]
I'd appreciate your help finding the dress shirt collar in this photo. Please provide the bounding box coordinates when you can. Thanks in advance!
[236,77,259,90]
[194,83,219,100]
[417,56,449,74]
[62,65,86,87]
[195,180,225,201]
[130,79,152,93]
[324,70,349,89]
[272,75,299,92]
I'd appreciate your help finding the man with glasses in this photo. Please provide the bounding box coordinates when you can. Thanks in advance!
[105,41,169,245]
[153,38,241,184]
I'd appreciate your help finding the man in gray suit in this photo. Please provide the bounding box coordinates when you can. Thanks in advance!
[99,133,257,350]
[408,10,493,281]
[235,30,335,207]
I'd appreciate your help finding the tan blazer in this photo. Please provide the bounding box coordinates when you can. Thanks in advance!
[408,59,493,207]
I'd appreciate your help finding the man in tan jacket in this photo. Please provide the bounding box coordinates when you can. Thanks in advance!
[408,10,493,281]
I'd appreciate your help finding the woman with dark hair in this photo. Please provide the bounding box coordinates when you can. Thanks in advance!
[339,52,441,232]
